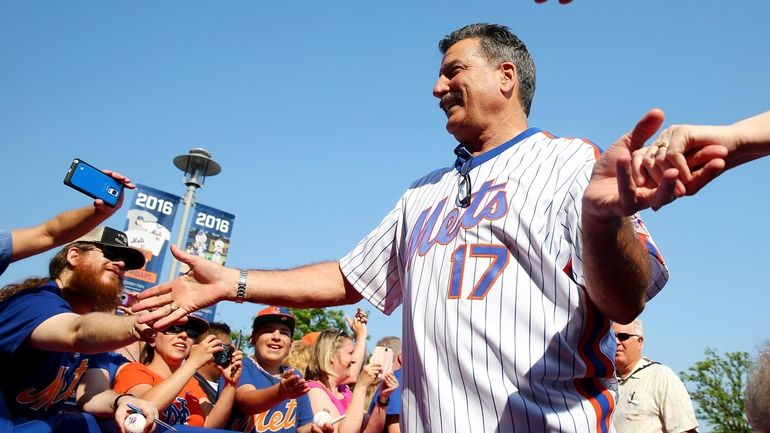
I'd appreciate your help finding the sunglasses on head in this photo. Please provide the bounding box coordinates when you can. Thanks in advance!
[161,325,201,340]
[616,332,640,342]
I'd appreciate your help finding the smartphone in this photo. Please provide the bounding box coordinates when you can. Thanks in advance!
[371,346,393,375]
[63,159,123,207]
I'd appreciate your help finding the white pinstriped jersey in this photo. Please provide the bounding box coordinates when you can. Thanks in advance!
[339,128,668,433]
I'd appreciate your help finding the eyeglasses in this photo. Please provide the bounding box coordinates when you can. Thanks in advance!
[161,325,202,340]
[454,145,473,208]
[615,332,640,342]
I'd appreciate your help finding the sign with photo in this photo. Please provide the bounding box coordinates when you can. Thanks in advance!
[181,203,236,321]
[121,184,181,297]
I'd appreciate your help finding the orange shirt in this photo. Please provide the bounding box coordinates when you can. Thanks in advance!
[113,361,208,427]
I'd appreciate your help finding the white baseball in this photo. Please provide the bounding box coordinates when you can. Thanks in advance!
[313,410,332,427]
[124,413,147,433]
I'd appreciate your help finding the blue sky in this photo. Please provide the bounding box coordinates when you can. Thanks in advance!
[2,0,769,411]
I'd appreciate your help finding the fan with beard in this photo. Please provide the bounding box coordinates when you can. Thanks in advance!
[64,259,123,313]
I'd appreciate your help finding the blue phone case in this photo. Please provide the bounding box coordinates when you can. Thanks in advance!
[63,159,123,207]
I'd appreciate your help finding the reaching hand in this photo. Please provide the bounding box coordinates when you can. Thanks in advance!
[278,368,311,399]
[631,123,729,198]
[346,308,368,339]
[582,109,682,218]
[131,244,234,329]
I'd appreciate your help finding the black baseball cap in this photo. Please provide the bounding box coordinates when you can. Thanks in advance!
[75,226,146,270]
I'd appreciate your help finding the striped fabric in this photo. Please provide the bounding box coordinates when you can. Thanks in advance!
[340,128,668,433]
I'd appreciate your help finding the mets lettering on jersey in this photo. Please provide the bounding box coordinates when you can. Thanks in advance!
[16,359,89,411]
[340,128,669,433]
[231,400,298,433]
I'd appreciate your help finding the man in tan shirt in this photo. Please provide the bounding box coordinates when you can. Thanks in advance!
[613,319,698,433]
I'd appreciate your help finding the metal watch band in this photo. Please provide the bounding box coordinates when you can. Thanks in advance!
[236,269,247,304]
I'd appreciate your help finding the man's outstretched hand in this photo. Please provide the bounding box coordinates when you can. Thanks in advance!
[131,244,235,329]
[583,109,681,219]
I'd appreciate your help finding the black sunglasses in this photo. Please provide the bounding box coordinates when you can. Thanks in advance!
[616,332,640,342]
[90,244,124,263]
[454,145,473,208]
[161,325,202,340]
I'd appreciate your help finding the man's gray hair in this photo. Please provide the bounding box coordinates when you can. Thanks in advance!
[631,318,644,336]
[746,341,770,432]
[438,23,536,117]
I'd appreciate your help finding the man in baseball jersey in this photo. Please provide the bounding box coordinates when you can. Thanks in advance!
[0,226,157,432]
[135,23,680,432]
[613,319,698,433]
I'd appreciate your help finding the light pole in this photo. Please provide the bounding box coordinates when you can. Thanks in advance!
[166,148,221,280]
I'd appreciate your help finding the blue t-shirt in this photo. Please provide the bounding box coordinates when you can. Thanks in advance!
[0,281,109,423]
[226,357,313,433]
[368,368,402,419]
[0,229,12,276]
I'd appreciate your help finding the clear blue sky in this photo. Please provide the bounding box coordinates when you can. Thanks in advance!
[2,0,769,416]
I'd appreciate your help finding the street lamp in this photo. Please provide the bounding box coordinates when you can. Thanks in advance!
[166,148,221,280]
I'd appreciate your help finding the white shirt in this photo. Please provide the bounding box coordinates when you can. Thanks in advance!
[614,357,698,433]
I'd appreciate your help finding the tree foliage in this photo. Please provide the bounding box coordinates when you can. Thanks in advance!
[680,348,752,433]
[288,307,350,337]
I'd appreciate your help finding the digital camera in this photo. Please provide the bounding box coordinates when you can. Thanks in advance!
[212,344,233,368]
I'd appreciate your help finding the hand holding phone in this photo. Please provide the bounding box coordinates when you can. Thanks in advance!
[63,159,124,207]
[371,346,394,378]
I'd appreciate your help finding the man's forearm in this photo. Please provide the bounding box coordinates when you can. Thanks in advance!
[231,262,362,307]
[72,313,143,353]
[581,215,649,324]
[30,312,141,353]
[11,205,113,261]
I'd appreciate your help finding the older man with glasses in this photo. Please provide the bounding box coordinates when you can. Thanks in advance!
[613,319,698,433]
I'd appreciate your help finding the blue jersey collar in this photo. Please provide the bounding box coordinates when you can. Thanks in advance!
[453,127,541,172]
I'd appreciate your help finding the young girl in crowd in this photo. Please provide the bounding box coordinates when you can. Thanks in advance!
[113,315,243,428]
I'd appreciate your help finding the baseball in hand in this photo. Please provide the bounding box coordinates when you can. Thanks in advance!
[313,410,332,427]
[124,413,147,433]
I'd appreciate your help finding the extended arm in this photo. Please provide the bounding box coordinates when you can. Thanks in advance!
[236,369,310,415]
[11,170,134,262]
[133,245,363,328]
[28,312,150,354]
[581,109,678,323]
[632,109,770,198]
[345,308,368,383]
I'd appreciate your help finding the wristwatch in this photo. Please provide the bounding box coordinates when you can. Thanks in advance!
[235,269,247,303]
